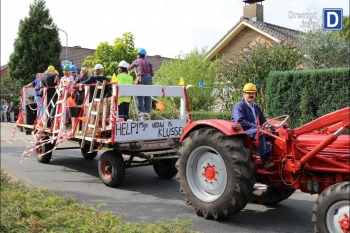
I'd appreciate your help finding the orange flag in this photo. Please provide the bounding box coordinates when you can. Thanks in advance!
[78,116,88,122]
[67,97,76,107]
[156,102,165,113]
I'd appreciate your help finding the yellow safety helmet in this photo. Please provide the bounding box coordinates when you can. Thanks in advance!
[54,70,59,75]
[243,83,257,92]
[47,65,55,71]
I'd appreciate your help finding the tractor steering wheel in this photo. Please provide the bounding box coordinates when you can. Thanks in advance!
[262,115,290,129]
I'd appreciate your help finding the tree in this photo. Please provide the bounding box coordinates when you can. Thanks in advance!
[296,27,349,70]
[332,16,350,42]
[0,75,23,108]
[217,40,302,112]
[154,48,220,111]
[82,32,137,78]
[8,0,61,85]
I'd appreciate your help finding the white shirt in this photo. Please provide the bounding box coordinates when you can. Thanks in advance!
[245,99,257,124]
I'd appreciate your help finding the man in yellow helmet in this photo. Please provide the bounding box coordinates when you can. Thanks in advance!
[231,83,276,171]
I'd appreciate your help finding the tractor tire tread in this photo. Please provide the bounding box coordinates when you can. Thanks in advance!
[176,127,255,220]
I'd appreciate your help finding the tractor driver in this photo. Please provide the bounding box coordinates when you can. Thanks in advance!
[231,83,276,171]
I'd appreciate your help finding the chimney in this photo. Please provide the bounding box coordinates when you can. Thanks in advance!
[243,0,264,22]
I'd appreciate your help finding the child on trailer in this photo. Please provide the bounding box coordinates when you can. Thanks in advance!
[61,65,75,97]
[59,65,76,127]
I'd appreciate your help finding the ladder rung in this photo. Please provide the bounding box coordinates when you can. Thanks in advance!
[90,111,98,115]
[84,137,93,141]
[97,86,104,89]
[88,124,96,128]
[57,100,65,104]
[93,98,100,102]
[55,113,63,117]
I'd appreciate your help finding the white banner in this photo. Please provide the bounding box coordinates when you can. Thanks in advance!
[115,119,186,141]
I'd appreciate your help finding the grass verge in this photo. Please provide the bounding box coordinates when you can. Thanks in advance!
[1,170,196,233]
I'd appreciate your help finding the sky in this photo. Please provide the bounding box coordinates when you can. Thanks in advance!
[1,0,349,65]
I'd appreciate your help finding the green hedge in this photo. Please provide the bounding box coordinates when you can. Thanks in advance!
[150,110,231,121]
[266,67,349,128]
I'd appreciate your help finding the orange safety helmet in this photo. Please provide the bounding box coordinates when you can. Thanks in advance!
[243,83,257,92]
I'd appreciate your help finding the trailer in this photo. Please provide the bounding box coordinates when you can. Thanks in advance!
[16,82,191,187]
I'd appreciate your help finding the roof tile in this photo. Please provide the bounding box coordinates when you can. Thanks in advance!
[59,46,171,72]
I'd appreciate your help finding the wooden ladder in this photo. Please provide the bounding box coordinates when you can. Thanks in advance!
[52,87,68,138]
[81,81,107,152]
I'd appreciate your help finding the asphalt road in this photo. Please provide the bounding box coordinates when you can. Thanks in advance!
[1,122,317,233]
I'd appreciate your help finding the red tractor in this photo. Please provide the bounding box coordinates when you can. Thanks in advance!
[176,107,350,233]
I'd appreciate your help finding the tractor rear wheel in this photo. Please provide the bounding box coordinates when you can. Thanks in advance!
[312,181,350,233]
[176,127,255,220]
[153,158,178,179]
[251,185,295,205]
[98,150,125,187]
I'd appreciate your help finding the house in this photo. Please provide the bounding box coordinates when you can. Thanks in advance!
[205,0,301,62]
[0,47,171,78]
[60,46,95,70]
[60,46,172,72]
[0,64,8,77]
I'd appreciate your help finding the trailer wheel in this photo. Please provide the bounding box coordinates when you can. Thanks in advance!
[313,181,350,233]
[98,150,125,187]
[251,185,295,205]
[176,127,255,220]
[36,141,55,164]
[153,159,178,179]
[81,144,98,160]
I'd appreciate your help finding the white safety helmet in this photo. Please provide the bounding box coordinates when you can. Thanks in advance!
[94,64,103,70]
[118,60,129,69]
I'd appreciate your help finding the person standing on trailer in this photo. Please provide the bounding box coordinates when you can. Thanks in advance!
[40,65,59,126]
[128,48,153,119]
[24,73,43,116]
[70,65,78,82]
[112,61,133,120]
[61,64,75,97]
[77,64,111,103]
[75,67,92,105]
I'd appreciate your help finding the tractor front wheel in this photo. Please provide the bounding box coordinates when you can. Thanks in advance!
[176,127,255,220]
[98,150,125,187]
[312,181,350,233]
[251,185,295,205]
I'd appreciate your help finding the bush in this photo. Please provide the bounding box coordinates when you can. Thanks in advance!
[217,40,302,112]
[266,67,349,128]
[151,110,231,121]
[154,48,220,112]
[1,170,196,233]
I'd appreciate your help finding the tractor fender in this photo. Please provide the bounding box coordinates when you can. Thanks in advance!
[180,119,247,142]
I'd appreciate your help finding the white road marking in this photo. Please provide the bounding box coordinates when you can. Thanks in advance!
[1,138,13,144]
[20,138,31,143]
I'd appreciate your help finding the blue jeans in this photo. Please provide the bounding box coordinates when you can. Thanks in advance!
[34,96,43,116]
[6,112,11,122]
[136,76,152,113]
[246,128,272,163]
